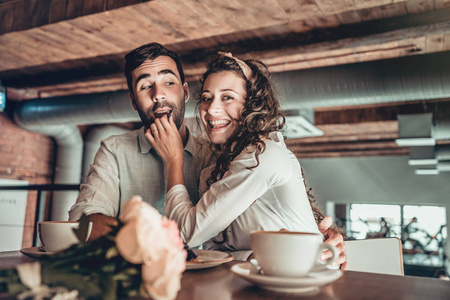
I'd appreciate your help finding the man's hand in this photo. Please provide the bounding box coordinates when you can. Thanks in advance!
[319,216,348,270]
[87,213,118,241]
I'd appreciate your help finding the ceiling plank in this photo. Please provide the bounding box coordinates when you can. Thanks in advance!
[0,1,443,74]
[291,148,409,158]
[405,0,434,13]
[285,120,409,158]
[3,7,449,86]
[435,0,450,9]
[314,99,450,125]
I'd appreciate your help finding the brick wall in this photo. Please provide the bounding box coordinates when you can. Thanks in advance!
[0,113,55,248]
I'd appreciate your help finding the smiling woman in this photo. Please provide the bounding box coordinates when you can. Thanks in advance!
[199,71,247,145]
[147,53,320,257]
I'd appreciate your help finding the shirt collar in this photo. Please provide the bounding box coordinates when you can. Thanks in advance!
[138,125,195,157]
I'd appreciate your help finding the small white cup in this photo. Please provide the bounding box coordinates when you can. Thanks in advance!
[250,231,338,277]
[38,221,92,252]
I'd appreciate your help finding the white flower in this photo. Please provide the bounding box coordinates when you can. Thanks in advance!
[115,195,186,300]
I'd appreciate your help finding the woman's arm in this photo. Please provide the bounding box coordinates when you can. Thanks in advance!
[166,141,292,247]
[145,115,185,189]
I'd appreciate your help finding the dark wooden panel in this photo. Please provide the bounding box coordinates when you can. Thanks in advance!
[0,4,13,35]
[49,0,68,23]
[82,0,105,15]
[106,0,143,10]
[12,0,29,31]
[12,0,50,31]
[30,0,51,28]
[66,0,84,19]
[0,0,147,34]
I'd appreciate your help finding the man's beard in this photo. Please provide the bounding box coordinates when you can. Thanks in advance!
[136,98,185,130]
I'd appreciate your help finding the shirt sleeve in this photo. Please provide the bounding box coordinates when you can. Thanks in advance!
[68,139,120,220]
[165,142,292,247]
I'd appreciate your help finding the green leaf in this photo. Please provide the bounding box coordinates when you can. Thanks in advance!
[41,265,113,300]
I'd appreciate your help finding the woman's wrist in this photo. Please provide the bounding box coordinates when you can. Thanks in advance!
[166,160,185,190]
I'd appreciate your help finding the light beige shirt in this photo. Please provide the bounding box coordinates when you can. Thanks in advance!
[69,126,214,221]
[166,131,320,252]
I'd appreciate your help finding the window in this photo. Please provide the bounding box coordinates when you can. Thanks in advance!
[349,204,401,240]
[403,205,447,253]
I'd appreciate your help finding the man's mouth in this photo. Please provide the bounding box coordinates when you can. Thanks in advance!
[154,109,172,119]
[208,120,231,129]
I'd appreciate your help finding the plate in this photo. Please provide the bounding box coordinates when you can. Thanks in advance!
[231,262,342,294]
[186,250,234,270]
[20,247,55,258]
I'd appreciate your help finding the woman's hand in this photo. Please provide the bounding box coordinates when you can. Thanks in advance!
[145,115,185,189]
[319,216,348,270]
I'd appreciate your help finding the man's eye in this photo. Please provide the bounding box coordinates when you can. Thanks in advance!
[166,82,175,86]
[141,85,152,90]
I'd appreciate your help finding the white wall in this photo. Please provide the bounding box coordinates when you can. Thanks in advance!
[0,179,28,251]
[299,155,450,266]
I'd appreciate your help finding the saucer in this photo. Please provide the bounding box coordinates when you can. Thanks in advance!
[20,247,55,258]
[231,262,342,293]
[186,250,234,270]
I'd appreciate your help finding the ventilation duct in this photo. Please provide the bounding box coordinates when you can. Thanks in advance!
[395,114,435,147]
[436,145,450,160]
[396,110,450,174]
[273,51,450,110]
[14,91,139,126]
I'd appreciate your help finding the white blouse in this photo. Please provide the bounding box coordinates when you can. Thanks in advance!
[165,131,320,252]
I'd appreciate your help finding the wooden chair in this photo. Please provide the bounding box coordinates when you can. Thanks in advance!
[345,237,404,276]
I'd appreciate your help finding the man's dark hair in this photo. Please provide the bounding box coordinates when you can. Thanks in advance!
[124,42,185,94]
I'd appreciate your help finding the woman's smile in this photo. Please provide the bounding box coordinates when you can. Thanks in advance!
[200,71,247,144]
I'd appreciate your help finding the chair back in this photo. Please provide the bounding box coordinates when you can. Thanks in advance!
[345,237,404,276]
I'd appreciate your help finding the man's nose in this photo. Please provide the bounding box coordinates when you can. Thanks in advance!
[151,85,166,102]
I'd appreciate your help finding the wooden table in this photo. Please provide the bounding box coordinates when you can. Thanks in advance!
[1,251,449,299]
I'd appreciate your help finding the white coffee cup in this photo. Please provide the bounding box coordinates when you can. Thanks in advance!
[250,230,339,277]
[38,221,92,252]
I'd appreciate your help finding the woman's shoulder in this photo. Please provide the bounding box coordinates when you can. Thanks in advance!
[258,131,290,159]
[237,131,293,174]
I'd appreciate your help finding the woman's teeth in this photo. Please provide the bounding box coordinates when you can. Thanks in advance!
[208,120,230,128]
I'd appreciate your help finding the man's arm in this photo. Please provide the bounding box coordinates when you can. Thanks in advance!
[318,216,348,270]
[87,213,118,241]
[69,139,121,237]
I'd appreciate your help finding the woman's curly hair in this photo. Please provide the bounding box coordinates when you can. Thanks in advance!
[195,55,285,187]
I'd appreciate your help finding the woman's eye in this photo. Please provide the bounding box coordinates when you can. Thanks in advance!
[222,95,234,101]
[201,97,211,102]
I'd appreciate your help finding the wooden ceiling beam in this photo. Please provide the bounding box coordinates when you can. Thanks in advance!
[314,98,450,125]
[291,148,409,158]
[3,7,450,97]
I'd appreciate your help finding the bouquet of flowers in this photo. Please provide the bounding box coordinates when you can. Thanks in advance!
[0,196,187,300]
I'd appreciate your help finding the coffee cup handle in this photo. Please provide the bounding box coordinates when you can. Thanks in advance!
[314,243,339,269]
